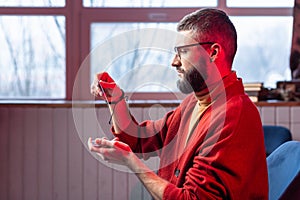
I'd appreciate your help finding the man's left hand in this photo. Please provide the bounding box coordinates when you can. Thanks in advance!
[88,137,132,165]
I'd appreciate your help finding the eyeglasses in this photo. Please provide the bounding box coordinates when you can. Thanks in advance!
[174,42,215,59]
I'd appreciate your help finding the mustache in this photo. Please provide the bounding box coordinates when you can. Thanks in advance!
[176,66,201,78]
[176,67,185,73]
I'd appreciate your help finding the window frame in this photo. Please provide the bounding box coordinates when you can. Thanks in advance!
[0,0,294,100]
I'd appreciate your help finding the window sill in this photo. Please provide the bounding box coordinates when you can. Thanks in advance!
[1,99,300,108]
[0,99,181,108]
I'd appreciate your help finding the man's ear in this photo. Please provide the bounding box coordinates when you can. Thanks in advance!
[209,43,221,62]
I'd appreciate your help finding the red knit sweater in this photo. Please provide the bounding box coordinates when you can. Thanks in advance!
[113,72,268,199]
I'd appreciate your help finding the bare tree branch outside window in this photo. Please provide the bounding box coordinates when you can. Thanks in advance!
[0,15,65,98]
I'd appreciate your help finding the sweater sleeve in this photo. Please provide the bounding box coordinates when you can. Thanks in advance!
[112,108,179,159]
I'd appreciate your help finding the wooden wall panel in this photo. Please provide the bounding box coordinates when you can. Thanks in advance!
[291,107,300,141]
[83,108,99,200]
[37,108,53,200]
[0,108,9,200]
[275,106,290,129]
[112,169,128,200]
[98,163,113,200]
[23,108,38,200]
[68,108,83,200]
[126,107,143,200]
[261,107,276,125]
[97,108,114,200]
[0,105,300,200]
[9,108,24,200]
[53,108,68,200]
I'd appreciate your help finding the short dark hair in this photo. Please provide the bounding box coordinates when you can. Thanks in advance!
[177,8,237,66]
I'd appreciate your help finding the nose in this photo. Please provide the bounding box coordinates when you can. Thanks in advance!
[171,54,181,67]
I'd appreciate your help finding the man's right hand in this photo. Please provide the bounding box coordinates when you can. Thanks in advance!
[91,72,124,104]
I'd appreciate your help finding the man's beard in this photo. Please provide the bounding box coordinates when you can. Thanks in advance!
[176,66,207,94]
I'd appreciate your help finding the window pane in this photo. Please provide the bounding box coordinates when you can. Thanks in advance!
[0,0,65,7]
[0,16,66,98]
[90,23,179,92]
[90,18,293,93]
[84,0,216,7]
[227,0,294,8]
[231,16,292,88]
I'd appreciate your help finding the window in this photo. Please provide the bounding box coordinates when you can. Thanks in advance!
[0,0,295,100]
[90,23,178,92]
[0,16,65,98]
[83,0,217,7]
[0,0,65,7]
[0,0,66,99]
[231,16,293,88]
[227,0,294,8]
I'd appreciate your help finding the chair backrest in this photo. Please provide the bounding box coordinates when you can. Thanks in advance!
[263,125,292,156]
[267,141,300,200]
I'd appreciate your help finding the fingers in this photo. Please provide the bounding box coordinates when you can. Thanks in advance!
[111,137,132,152]
[112,140,132,152]
[88,137,113,161]
[87,137,99,152]
[88,137,112,149]
[98,80,117,99]
[90,77,102,97]
[98,81,123,103]
[91,72,113,97]
[91,72,122,101]
[88,137,132,163]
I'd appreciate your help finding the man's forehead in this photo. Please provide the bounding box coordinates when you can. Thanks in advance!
[176,30,197,45]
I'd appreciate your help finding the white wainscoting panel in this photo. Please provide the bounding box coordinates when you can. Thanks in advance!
[0,104,299,199]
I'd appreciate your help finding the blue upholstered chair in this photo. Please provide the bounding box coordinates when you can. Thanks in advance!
[263,125,292,156]
[267,141,300,200]
[280,172,300,199]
